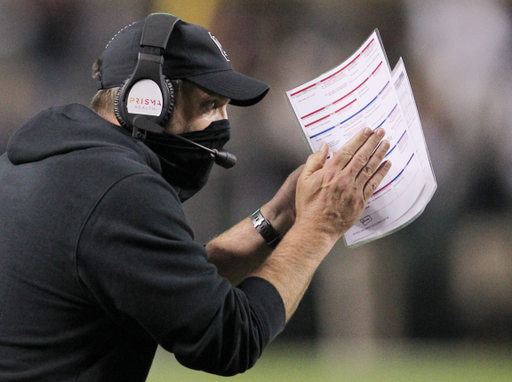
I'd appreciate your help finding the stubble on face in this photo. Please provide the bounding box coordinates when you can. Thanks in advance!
[165,81,229,135]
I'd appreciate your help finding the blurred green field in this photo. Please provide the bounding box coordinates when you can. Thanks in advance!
[147,341,512,382]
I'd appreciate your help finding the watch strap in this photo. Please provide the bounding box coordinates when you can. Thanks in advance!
[251,209,281,249]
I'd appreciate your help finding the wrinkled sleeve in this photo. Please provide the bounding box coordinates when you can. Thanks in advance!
[76,173,286,376]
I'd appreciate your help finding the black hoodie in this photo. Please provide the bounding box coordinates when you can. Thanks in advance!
[0,104,285,381]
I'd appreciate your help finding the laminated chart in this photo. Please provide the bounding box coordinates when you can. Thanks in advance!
[286,30,436,247]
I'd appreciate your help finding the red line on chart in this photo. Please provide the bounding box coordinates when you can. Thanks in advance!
[301,107,326,120]
[290,83,317,97]
[362,38,375,54]
[301,66,377,124]
[331,76,371,107]
[291,39,375,98]
[372,61,383,75]
[320,55,359,83]
[305,114,330,128]
[334,99,357,114]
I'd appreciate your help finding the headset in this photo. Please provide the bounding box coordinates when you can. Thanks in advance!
[114,13,236,168]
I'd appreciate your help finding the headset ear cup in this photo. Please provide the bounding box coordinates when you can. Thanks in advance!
[113,83,128,128]
[113,76,174,130]
[160,76,175,126]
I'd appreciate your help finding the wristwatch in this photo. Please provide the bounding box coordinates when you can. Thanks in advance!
[251,209,281,249]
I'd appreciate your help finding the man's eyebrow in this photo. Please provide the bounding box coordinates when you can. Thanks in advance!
[195,86,227,100]
[201,93,229,104]
[205,92,226,100]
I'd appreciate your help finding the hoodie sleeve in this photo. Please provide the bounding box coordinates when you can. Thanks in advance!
[75,172,285,376]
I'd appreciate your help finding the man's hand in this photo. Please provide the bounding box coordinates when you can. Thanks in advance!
[295,127,391,245]
[253,127,390,320]
[207,127,390,304]
[259,165,303,236]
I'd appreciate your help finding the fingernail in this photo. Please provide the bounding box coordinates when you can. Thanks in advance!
[363,127,372,137]
[377,129,385,138]
[320,142,328,152]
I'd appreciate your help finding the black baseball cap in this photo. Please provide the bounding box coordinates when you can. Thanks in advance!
[97,15,269,107]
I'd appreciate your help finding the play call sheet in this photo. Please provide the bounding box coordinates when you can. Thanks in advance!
[286,30,436,247]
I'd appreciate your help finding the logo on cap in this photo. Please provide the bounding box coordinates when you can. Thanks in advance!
[209,32,230,62]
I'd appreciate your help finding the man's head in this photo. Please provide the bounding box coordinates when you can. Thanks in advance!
[91,13,268,134]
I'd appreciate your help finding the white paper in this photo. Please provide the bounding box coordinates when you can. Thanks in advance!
[285,30,436,247]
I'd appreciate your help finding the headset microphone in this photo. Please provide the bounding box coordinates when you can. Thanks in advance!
[133,115,237,169]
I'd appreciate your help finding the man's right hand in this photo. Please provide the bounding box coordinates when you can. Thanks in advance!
[295,127,391,246]
[207,127,391,321]
[254,127,390,321]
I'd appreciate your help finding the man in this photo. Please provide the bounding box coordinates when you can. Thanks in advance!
[0,13,390,381]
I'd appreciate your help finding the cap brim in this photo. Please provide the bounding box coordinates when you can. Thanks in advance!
[186,70,269,107]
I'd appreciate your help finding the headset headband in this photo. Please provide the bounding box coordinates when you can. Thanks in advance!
[114,13,181,136]
[141,13,179,50]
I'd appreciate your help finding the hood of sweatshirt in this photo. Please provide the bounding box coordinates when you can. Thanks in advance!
[6,103,161,172]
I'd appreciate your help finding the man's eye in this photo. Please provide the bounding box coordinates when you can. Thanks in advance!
[202,101,218,113]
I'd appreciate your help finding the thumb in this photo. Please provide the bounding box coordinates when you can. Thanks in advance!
[302,143,329,178]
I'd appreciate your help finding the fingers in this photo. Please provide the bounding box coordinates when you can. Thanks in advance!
[349,128,387,176]
[302,142,329,179]
[356,137,390,184]
[349,129,391,200]
[329,128,387,175]
[363,160,391,200]
[303,128,390,198]
[329,127,374,169]
[327,127,391,200]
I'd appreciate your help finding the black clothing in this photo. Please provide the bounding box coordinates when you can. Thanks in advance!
[0,104,285,381]
[142,118,231,202]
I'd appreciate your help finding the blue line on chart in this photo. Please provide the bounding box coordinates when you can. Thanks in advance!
[385,129,406,158]
[390,153,414,184]
[309,81,390,140]
[374,153,414,195]
[374,104,397,131]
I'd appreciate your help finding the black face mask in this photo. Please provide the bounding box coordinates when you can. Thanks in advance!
[142,119,231,202]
